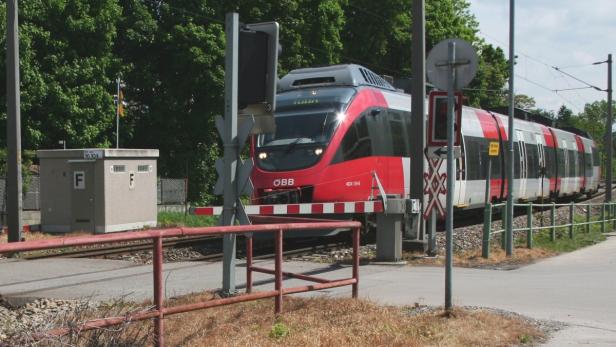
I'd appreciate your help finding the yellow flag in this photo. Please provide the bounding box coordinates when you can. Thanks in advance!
[118,89,125,117]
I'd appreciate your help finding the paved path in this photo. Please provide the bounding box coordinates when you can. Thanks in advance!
[1,233,615,346]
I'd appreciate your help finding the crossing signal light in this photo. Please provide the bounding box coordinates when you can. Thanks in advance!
[238,22,279,113]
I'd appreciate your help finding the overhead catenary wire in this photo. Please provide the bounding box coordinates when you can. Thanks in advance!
[552,66,604,91]
[478,30,601,110]
[553,86,594,92]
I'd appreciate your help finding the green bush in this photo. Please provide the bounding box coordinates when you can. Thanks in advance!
[269,321,290,340]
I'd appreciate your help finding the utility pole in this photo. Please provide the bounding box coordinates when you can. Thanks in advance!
[505,0,515,256]
[593,55,613,201]
[411,0,427,248]
[116,77,120,149]
[608,54,613,202]
[6,0,23,243]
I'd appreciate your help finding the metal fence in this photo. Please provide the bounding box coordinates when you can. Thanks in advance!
[0,220,362,346]
[0,176,40,211]
[482,201,616,258]
[157,178,187,205]
[0,176,188,212]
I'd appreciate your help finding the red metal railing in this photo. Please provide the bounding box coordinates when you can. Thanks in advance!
[0,221,361,346]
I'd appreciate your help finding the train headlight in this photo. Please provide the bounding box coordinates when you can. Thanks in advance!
[314,148,323,156]
[336,112,346,123]
[258,152,268,160]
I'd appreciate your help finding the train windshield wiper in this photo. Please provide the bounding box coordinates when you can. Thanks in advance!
[284,137,305,154]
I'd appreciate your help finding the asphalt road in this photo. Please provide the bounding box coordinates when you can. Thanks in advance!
[1,233,615,346]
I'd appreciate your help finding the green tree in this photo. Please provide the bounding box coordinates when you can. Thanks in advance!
[342,0,410,74]
[220,0,347,72]
[576,100,616,152]
[0,0,122,149]
[116,0,226,204]
[466,43,508,109]
[555,105,575,128]
[514,94,536,110]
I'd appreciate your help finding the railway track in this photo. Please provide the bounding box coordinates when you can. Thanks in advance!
[20,183,614,261]
[22,235,219,260]
[22,231,352,263]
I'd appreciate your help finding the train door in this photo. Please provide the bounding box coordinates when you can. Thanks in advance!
[455,135,467,207]
[535,134,547,198]
[561,140,569,194]
[572,146,579,192]
[516,130,528,199]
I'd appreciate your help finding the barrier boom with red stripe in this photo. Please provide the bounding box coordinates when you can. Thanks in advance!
[192,201,385,216]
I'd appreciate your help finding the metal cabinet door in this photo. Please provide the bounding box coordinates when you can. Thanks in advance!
[70,162,95,232]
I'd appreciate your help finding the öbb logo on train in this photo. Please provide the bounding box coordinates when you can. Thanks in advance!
[273,178,295,187]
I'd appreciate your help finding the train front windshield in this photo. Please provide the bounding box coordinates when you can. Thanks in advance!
[256,87,356,171]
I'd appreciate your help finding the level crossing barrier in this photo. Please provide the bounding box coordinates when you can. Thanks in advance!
[482,200,615,258]
[0,221,361,346]
[192,200,385,216]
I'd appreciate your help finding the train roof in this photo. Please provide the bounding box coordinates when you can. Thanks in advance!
[489,106,592,139]
[278,64,397,93]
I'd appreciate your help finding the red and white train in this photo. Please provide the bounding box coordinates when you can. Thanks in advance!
[250,64,600,211]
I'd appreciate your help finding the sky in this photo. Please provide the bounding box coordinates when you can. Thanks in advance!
[468,0,615,114]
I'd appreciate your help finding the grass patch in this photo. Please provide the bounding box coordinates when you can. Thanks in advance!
[402,247,557,268]
[157,211,217,227]
[41,295,543,347]
[530,216,607,253]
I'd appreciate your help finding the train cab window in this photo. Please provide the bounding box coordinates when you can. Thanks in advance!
[333,113,372,163]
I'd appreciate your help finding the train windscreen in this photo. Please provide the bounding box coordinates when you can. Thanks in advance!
[256,87,356,171]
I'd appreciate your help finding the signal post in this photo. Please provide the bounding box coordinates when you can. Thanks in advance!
[217,13,279,294]
[426,39,478,312]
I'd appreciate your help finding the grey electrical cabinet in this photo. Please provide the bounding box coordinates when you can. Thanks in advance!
[37,149,159,234]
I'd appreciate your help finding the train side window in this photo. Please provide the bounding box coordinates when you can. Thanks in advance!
[585,153,592,177]
[525,143,539,179]
[592,148,599,165]
[557,148,566,178]
[463,136,485,180]
[334,114,372,163]
[369,109,391,156]
[567,149,578,177]
[388,110,407,156]
[545,147,555,178]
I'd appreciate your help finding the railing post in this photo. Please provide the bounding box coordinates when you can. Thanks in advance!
[613,203,616,230]
[153,236,164,347]
[527,203,533,249]
[568,202,574,239]
[246,235,253,294]
[274,229,283,314]
[482,203,492,258]
[601,203,606,233]
[501,205,507,250]
[550,203,556,241]
[586,204,591,233]
[352,227,360,298]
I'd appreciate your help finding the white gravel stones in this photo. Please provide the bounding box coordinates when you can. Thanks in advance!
[0,297,95,346]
